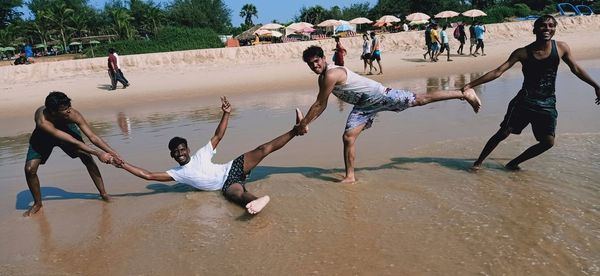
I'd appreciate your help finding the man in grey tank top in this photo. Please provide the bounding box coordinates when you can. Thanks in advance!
[296,46,482,183]
[462,15,600,171]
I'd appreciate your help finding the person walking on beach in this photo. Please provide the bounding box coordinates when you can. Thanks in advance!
[469,23,477,56]
[296,46,481,182]
[361,33,374,74]
[462,15,600,171]
[429,23,441,62]
[473,22,486,56]
[436,25,452,62]
[423,24,432,61]
[107,48,129,90]
[369,32,383,74]
[24,91,122,216]
[113,49,130,87]
[113,97,304,215]
[333,36,347,66]
[456,23,466,55]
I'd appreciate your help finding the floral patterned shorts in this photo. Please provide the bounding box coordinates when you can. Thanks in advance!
[345,88,416,131]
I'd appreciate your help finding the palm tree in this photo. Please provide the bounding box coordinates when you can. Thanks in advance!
[239,3,257,27]
[40,2,74,52]
[110,8,135,40]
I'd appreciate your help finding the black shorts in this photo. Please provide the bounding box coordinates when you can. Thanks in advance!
[361,53,372,60]
[221,155,248,194]
[26,124,84,164]
[500,95,557,141]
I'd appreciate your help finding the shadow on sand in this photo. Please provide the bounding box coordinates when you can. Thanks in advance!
[16,156,506,210]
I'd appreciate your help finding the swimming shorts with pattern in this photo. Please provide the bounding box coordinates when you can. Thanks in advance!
[345,88,416,131]
[221,155,248,194]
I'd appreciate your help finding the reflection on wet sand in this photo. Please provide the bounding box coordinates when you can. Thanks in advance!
[0,67,598,275]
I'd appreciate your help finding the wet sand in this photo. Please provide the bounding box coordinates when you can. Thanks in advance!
[1,17,600,275]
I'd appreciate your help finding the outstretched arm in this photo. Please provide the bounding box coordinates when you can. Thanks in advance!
[210,96,232,149]
[119,162,174,182]
[72,109,121,161]
[36,109,112,163]
[296,70,341,135]
[559,41,600,104]
[462,48,523,91]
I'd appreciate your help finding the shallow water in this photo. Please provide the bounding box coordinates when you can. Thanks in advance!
[0,62,599,275]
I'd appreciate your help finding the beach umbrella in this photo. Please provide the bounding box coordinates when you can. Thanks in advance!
[349,17,373,24]
[406,12,430,21]
[69,41,82,46]
[462,9,487,18]
[287,22,313,31]
[299,27,316,33]
[4,46,16,51]
[34,44,47,49]
[259,23,284,30]
[317,19,341,27]
[378,15,402,23]
[254,29,272,36]
[435,10,460,19]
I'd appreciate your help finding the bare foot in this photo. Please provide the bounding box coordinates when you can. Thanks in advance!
[505,163,521,171]
[469,164,482,172]
[338,176,356,183]
[101,194,112,202]
[377,72,383,75]
[23,203,43,217]
[246,196,270,214]
[462,88,481,113]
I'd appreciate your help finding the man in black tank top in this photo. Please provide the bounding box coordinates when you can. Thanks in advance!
[461,15,600,171]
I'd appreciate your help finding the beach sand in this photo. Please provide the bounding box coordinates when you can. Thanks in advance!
[0,16,599,275]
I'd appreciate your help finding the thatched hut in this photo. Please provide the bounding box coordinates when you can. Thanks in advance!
[235,24,262,46]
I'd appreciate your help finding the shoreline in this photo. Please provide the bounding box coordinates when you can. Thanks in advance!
[1,16,600,122]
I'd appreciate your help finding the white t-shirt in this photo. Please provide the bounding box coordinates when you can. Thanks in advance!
[166,141,233,191]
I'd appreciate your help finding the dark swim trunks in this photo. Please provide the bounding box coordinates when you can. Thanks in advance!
[26,123,84,164]
[500,90,557,141]
[221,155,248,194]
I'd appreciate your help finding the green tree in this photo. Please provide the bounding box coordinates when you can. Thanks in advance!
[341,2,371,20]
[297,5,329,25]
[130,0,165,35]
[40,2,75,51]
[0,0,22,28]
[166,0,232,33]
[239,3,257,27]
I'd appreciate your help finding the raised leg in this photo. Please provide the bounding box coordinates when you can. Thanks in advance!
[242,109,302,174]
[413,88,481,113]
[24,159,43,216]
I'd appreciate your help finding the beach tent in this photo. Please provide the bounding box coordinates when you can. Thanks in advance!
[335,24,353,32]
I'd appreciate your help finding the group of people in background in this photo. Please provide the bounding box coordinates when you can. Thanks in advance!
[424,21,486,62]
[360,32,383,75]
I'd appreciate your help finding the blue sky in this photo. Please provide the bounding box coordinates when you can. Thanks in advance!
[19,1,378,26]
